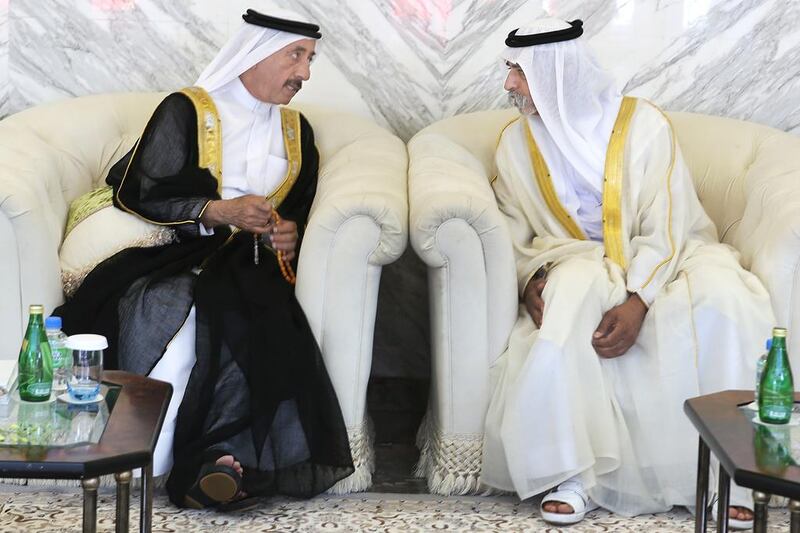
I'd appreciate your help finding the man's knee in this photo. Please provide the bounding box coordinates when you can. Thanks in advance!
[540,257,611,321]
[547,257,606,288]
[688,265,752,310]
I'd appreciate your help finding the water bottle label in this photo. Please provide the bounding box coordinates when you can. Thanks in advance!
[26,383,51,397]
[763,407,791,420]
[51,348,68,369]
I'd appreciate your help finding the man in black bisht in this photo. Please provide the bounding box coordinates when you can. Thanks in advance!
[56,9,354,509]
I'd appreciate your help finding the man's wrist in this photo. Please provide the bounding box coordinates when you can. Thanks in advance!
[200,199,223,227]
[523,276,538,300]
[627,292,648,315]
[523,262,551,298]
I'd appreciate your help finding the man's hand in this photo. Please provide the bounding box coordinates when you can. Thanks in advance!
[523,276,547,328]
[201,195,274,234]
[270,219,299,262]
[592,293,647,358]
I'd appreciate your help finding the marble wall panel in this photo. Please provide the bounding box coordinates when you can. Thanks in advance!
[0,0,8,114]
[3,1,799,135]
[7,0,224,115]
[621,0,800,134]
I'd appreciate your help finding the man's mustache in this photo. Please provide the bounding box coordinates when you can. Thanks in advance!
[286,78,303,91]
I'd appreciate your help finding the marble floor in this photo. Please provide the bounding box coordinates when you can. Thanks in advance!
[0,485,791,532]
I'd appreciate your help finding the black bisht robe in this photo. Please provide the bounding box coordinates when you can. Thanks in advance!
[55,91,354,506]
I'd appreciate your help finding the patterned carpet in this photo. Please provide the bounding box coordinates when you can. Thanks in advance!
[0,488,792,532]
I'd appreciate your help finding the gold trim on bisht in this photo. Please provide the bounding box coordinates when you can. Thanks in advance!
[602,96,638,268]
[523,119,587,241]
[266,107,303,209]
[179,86,222,191]
[496,116,521,151]
[492,117,521,186]
[64,185,113,238]
[115,87,223,226]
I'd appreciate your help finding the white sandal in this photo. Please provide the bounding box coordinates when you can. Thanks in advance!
[539,478,600,525]
[712,497,754,531]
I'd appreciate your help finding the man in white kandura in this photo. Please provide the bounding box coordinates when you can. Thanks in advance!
[481,17,773,529]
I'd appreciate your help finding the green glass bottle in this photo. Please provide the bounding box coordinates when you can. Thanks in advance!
[17,305,53,402]
[758,327,794,424]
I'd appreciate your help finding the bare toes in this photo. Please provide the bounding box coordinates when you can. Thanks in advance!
[215,455,235,467]
[544,500,577,514]
[557,503,575,514]
[729,506,753,520]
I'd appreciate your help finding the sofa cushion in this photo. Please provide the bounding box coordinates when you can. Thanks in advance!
[59,186,175,296]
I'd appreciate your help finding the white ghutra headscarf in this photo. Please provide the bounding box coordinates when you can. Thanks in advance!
[503,18,622,240]
[196,8,317,93]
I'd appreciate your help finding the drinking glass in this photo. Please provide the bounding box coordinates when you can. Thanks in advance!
[65,334,106,401]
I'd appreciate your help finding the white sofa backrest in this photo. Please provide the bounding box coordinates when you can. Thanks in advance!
[1,93,165,207]
[0,92,405,238]
[669,112,800,247]
[411,106,800,252]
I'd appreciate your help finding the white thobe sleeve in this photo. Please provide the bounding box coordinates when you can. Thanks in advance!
[494,137,584,298]
[198,222,215,236]
[625,109,708,306]
[493,149,536,296]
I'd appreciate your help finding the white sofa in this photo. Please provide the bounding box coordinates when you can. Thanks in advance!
[0,92,409,493]
[408,107,800,494]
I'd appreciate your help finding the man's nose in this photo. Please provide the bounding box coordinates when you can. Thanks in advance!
[504,71,516,92]
[298,61,311,81]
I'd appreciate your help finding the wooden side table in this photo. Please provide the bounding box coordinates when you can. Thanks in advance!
[0,371,171,533]
[685,390,800,533]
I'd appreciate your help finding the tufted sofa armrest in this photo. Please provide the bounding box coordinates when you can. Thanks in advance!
[0,93,163,358]
[0,129,68,357]
[278,104,409,493]
[299,105,408,267]
[293,106,408,430]
[407,111,519,495]
[409,131,517,374]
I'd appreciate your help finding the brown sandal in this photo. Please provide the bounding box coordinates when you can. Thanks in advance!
[184,462,242,509]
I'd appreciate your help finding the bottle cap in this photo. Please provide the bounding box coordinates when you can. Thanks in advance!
[45,316,62,330]
[66,334,108,351]
[773,327,787,338]
[29,305,44,315]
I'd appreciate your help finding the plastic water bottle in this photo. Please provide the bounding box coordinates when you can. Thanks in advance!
[755,338,773,408]
[45,316,69,391]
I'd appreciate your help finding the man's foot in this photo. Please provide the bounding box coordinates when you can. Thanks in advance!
[542,502,757,518]
[710,497,754,531]
[216,455,243,477]
[729,506,753,522]
[214,455,248,501]
[185,454,245,509]
[539,479,599,525]
[726,505,754,530]
[542,500,575,514]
